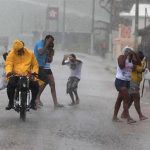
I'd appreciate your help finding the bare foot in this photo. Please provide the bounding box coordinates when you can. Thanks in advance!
[54,103,64,108]
[140,116,148,121]
[68,102,76,106]
[127,118,136,124]
[112,117,122,122]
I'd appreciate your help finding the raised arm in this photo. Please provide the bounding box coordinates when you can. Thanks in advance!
[38,45,48,55]
[62,55,70,65]
[118,55,127,69]
[76,59,82,64]
[47,49,54,63]
[38,38,54,55]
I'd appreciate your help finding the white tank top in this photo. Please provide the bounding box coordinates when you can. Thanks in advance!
[116,58,133,81]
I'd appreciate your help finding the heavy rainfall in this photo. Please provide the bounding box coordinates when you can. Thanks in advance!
[0,0,150,150]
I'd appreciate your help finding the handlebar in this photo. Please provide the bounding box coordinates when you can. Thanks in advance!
[7,72,38,80]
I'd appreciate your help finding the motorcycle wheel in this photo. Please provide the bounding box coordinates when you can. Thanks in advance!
[20,91,27,121]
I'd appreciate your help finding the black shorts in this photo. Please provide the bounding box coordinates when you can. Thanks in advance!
[38,67,53,84]
[115,78,130,91]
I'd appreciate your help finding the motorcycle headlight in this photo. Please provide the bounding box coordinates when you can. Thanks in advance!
[23,83,26,88]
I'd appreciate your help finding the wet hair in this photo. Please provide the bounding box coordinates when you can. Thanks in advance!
[44,35,54,48]
[44,35,54,41]
[133,53,141,65]
[70,53,76,59]
[124,48,132,54]
[126,48,132,52]
[137,51,144,60]
[122,46,133,54]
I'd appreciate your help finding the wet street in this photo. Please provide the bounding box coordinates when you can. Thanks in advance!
[0,51,150,150]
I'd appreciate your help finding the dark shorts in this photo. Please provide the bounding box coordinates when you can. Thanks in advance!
[67,77,80,94]
[115,78,130,91]
[38,67,53,84]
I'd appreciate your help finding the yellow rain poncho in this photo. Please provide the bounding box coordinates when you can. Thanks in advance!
[5,40,39,76]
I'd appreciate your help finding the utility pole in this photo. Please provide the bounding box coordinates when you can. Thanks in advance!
[145,8,147,29]
[90,0,95,55]
[99,0,114,59]
[109,0,114,55]
[134,0,139,51]
[61,0,66,50]
[45,7,49,31]
[20,13,24,34]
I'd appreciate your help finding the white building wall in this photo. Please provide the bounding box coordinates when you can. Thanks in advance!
[131,17,150,34]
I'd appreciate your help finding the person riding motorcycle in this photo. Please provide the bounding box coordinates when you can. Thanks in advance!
[5,40,39,110]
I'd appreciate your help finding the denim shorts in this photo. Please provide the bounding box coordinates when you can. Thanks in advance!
[115,78,130,91]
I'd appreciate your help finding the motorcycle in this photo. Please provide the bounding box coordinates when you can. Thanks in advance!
[13,75,31,121]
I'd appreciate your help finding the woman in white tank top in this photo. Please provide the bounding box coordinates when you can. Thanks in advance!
[116,58,133,81]
[112,47,136,124]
